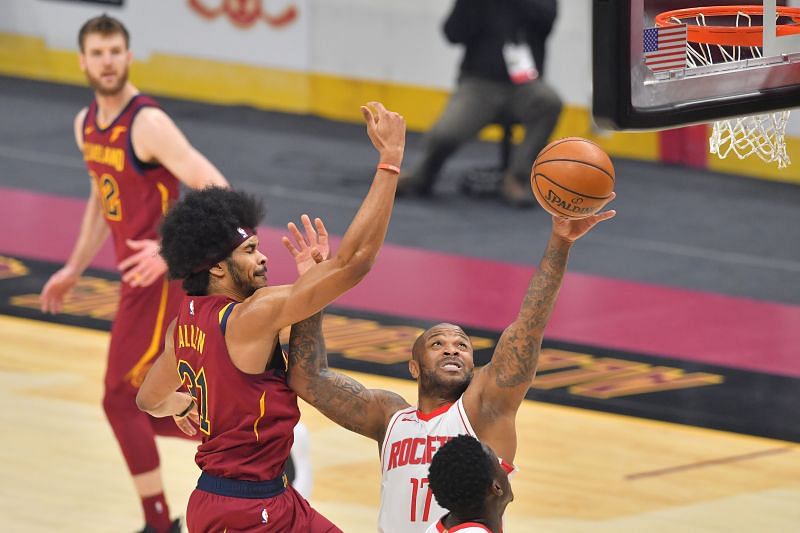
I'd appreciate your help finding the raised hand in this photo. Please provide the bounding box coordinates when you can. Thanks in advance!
[552,192,617,243]
[118,238,168,287]
[282,214,330,276]
[360,101,406,167]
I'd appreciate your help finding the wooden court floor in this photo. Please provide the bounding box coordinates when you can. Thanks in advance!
[1,315,798,532]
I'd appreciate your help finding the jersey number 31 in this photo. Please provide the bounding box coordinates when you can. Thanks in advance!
[178,359,211,435]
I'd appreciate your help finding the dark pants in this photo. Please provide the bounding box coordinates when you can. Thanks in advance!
[408,75,562,190]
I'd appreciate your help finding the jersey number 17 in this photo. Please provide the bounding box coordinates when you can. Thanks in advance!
[410,477,434,522]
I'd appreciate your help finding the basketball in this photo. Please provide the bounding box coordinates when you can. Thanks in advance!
[531,137,615,219]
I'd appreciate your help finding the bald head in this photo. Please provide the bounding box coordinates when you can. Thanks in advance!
[411,323,470,361]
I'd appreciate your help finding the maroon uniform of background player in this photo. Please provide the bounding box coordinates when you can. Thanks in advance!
[40,15,229,533]
[83,91,188,451]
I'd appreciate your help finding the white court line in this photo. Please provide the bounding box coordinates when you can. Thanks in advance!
[2,143,799,273]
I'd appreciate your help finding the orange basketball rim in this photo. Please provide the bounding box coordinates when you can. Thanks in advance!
[655,5,800,47]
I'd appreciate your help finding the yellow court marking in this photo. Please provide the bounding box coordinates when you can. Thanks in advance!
[1,315,798,532]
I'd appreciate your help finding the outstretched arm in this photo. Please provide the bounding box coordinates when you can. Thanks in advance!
[282,215,407,440]
[225,103,405,371]
[288,310,410,443]
[465,198,616,459]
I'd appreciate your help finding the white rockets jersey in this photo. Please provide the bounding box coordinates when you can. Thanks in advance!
[377,397,476,533]
[424,519,493,533]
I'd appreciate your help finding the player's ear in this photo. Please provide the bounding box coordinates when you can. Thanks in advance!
[491,479,503,496]
[408,359,420,380]
[209,262,225,279]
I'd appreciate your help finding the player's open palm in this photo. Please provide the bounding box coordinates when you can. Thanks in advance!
[361,101,406,162]
[282,214,330,276]
[40,266,80,314]
[552,192,617,242]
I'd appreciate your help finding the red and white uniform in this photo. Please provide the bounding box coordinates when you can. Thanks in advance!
[425,520,493,533]
[379,398,475,533]
[379,397,516,533]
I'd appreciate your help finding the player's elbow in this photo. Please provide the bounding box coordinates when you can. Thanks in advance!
[334,251,374,286]
[349,250,375,278]
[287,375,312,402]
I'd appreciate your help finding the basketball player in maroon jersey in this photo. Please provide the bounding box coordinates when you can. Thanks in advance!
[286,202,616,532]
[38,15,228,533]
[135,102,406,531]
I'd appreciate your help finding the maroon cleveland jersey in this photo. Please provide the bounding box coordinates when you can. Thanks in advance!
[174,295,301,481]
[82,94,180,262]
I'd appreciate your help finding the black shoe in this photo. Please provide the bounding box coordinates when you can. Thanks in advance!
[139,517,182,533]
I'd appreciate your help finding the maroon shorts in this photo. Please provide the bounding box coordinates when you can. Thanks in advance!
[106,277,183,390]
[186,485,341,532]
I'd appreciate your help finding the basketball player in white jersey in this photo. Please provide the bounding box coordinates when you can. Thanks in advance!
[425,435,511,533]
[284,198,616,532]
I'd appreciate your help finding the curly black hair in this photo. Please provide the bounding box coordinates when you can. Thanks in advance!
[428,434,495,518]
[159,187,265,295]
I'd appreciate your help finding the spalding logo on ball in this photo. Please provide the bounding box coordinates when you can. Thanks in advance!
[531,137,615,219]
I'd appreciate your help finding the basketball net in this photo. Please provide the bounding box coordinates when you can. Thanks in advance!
[709,111,790,168]
[669,10,791,167]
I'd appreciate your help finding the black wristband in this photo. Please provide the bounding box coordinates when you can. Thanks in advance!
[176,398,194,418]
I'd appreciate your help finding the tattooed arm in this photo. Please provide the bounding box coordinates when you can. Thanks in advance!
[464,202,616,461]
[288,311,410,443]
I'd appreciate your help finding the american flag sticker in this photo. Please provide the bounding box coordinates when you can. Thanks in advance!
[643,25,687,72]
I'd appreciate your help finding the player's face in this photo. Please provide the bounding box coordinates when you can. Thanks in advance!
[484,443,514,510]
[79,33,131,96]
[227,237,268,297]
[413,326,474,397]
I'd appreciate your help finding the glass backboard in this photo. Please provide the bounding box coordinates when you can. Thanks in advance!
[593,0,800,129]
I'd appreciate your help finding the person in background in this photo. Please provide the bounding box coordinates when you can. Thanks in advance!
[399,0,561,207]
[39,14,229,533]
